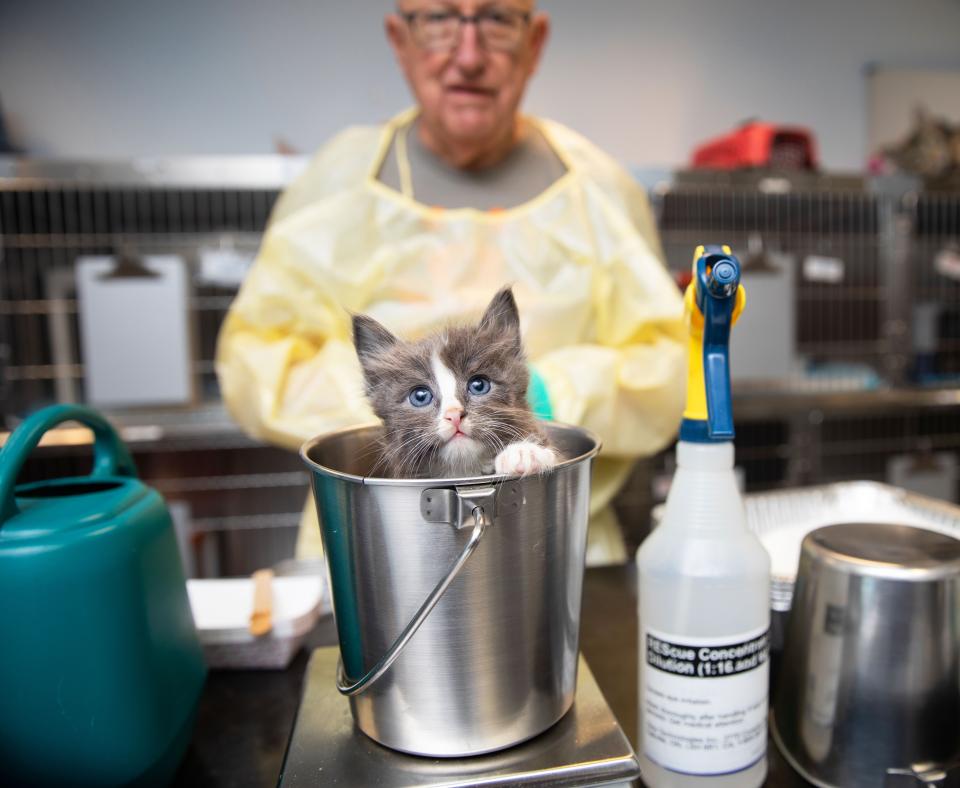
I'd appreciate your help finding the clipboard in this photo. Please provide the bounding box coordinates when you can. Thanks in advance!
[76,254,194,407]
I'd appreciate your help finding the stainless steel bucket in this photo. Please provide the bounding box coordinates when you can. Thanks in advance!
[300,423,600,757]
[772,523,960,787]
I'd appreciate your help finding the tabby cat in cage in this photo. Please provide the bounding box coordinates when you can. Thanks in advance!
[879,106,960,182]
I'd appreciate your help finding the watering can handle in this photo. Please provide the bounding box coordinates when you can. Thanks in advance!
[0,404,137,525]
[335,497,492,697]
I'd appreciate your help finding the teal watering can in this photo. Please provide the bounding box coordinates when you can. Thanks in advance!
[0,405,206,786]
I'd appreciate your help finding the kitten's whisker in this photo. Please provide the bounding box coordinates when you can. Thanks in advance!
[410,438,436,478]
[384,431,434,469]
[375,430,434,477]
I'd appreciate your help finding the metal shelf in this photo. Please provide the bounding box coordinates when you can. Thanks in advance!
[0,403,253,450]
[733,386,960,420]
[4,387,960,452]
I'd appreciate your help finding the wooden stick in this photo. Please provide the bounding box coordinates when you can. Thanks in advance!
[249,568,274,636]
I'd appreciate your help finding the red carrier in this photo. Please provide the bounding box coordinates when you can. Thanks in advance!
[692,121,818,170]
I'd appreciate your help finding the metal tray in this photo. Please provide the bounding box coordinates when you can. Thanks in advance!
[654,481,960,612]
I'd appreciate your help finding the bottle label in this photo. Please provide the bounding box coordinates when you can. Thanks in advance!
[642,624,769,776]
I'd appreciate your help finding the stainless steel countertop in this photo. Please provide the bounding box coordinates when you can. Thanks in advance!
[0,154,307,188]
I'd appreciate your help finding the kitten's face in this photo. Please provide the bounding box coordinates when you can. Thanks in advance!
[354,289,536,477]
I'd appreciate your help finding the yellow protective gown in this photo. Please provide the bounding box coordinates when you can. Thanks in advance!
[215,108,686,564]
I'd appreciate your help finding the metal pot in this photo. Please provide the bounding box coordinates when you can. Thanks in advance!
[772,522,960,787]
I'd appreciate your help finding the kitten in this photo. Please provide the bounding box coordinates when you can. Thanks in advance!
[352,287,558,479]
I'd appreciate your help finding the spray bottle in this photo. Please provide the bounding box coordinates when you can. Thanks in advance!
[636,246,771,787]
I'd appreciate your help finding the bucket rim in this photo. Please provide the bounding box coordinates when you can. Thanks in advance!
[299,421,601,487]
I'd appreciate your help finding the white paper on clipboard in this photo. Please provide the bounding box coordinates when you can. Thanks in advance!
[76,255,193,407]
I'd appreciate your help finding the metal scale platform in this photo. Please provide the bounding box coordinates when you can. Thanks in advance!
[279,646,640,787]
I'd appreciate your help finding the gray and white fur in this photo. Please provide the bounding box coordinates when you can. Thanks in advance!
[353,287,557,478]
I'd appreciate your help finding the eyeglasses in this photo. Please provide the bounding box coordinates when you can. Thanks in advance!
[401,6,532,52]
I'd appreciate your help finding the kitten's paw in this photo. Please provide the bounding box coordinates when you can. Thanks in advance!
[494,442,558,476]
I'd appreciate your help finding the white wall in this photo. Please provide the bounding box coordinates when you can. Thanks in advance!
[2,0,959,169]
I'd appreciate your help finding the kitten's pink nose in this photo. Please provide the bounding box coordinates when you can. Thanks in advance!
[444,408,463,429]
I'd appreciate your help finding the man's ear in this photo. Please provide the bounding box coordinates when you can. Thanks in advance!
[525,12,550,77]
[385,12,411,70]
[353,314,399,367]
[478,287,521,352]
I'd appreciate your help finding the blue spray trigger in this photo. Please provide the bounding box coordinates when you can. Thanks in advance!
[709,261,738,296]
[697,248,740,440]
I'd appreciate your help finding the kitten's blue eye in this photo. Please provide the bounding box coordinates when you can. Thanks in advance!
[468,376,491,396]
[409,387,434,407]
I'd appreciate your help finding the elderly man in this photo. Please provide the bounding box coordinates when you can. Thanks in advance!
[216,0,686,564]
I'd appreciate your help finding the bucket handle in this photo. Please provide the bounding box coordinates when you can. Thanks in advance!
[336,484,496,696]
[0,404,137,526]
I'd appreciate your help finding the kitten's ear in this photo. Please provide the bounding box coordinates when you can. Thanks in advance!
[479,287,521,351]
[352,314,398,364]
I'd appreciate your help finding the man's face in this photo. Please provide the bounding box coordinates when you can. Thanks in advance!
[387,1,548,151]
